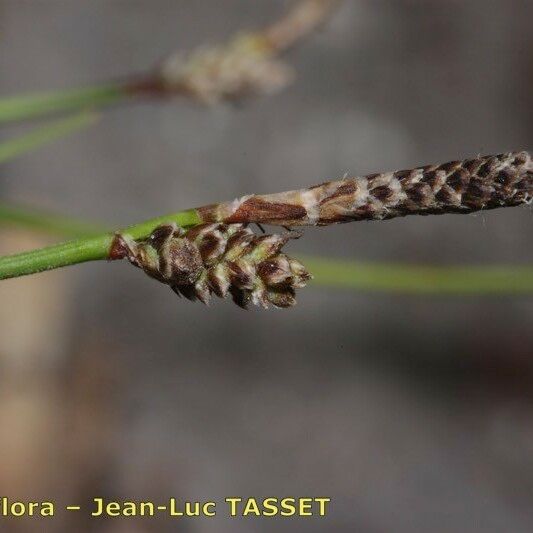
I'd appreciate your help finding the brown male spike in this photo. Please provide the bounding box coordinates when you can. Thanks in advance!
[198,151,533,226]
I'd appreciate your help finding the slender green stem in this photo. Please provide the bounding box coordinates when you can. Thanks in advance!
[0,234,114,278]
[0,111,98,164]
[0,84,126,123]
[0,209,202,280]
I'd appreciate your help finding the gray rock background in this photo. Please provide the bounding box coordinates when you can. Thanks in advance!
[0,1,532,532]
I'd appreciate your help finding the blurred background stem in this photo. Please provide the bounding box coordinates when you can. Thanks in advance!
[304,257,533,295]
[0,204,107,239]
[0,111,98,163]
[0,85,126,124]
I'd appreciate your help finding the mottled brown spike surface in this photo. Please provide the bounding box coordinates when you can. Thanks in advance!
[199,151,533,226]
[114,223,311,309]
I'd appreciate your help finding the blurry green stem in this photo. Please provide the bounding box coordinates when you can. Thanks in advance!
[305,257,533,295]
[0,111,98,163]
[0,85,126,123]
[0,204,107,239]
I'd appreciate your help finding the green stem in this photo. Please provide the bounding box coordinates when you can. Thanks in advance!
[0,234,114,278]
[0,84,126,123]
[0,111,98,164]
[0,209,202,280]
